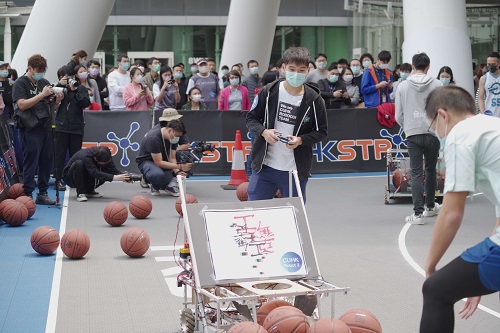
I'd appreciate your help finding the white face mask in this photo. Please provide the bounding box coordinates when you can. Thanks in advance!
[198,66,209,74]
[191,94,202,102]
[363,60,372,68]
[379,63,389,70]
[316,61,327,70]
[170,135,180,144]
[343,75,353,82]
[134,75,143,84]
[138,66,145,73]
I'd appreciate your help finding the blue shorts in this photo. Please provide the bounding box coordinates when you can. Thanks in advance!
[461,238,500,291]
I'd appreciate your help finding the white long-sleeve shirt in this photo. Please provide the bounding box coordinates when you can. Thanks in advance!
[107,70,131,110]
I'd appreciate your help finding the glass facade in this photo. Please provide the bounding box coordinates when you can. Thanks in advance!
[0,1,498,71]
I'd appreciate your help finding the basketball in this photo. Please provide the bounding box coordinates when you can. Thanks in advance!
[16,196,36,219]
[175,194,198,217]
[129,195,152,219]
[236,182,249,201]
[307,318,352,333]
[3,201,29,226]
[31,226,60,255]
[263,306,310,333]
[0,199,16,219]
[103,201,128,226]
[392,168,410,190]
[61,229,90,259]
[339,309,382,333]
[228,321,268,333]
[257,300,294,325]
[8,183,24,199]
[120,227,150,257]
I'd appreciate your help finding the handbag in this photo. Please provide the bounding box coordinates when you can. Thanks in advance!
[13,100,50,131]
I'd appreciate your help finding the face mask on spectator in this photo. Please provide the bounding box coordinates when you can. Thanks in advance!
[400,72,410,80]
[89,68,100,76]
[351,66,361,75]
[378,63,389,70]
[153,64,161,72]
[230,78,239,86]
[343,75,353,82]
[191,94,202,102]
[363,60,372,68]
[33,72,45,81]
[134,75,143,84]
[78,72,88,80]
[138,66,145,73]
[489,65,498,73]
[0,69,9,78]
[190,66,198,73]
[250,67,259,75]
[440,77,451,85]
[328,75,339,83]
[173,73,183,79]
[338,67,344,74]
[221,69,229,76]
[316,61,327,70]
[162,75,172,81]
[198,66,209,74]
[121,62,130,71]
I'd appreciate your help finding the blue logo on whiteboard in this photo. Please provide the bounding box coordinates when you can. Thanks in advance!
[281,252,302,272]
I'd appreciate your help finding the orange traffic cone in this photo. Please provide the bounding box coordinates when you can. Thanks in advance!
[221,130,248,190]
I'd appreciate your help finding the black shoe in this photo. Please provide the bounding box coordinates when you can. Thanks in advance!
[54,181,66,191]
[35,193,56,205]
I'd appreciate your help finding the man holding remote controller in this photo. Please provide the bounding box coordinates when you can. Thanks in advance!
[246,46,328,202]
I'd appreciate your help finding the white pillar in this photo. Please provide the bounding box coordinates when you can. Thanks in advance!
[11,0,116,82]
[4,17,11,63]
[402,0,473,95]
[220,0,281,76]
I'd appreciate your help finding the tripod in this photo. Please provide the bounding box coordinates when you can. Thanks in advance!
[49,96,61,208]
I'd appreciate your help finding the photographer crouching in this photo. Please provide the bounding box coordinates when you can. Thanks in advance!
[63,146,132,202]
[135,109,192,197]
[53,65,91,191]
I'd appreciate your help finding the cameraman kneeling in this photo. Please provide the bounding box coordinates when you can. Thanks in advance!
[135,109,192,197]
[63,146,131,202]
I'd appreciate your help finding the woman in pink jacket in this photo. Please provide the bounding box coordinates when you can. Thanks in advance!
[218,70,250,110]
[123,67,154,111]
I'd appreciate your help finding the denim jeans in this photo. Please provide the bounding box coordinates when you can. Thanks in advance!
[139,160,174,190]
[407,134,440,215]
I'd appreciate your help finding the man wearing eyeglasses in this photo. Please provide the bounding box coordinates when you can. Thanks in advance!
[395,52,443,225]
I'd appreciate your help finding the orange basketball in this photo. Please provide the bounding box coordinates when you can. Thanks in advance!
[307,318,352,333]
[61,229,90,259]
[8,183,24,199]
[228,321,268,333]
[3,201,29,226]
[0,199,16,219]
[129,195,152,219]
[236,182,249,201]
[16,196,36,219]
[257,300,294,325]
[263,306,310,333]
[175,194,198,217]
[103,201,128,226]
[31,226,60,255]
[120,227,150,257]
[339,309,382,333]
[392,168,410,189]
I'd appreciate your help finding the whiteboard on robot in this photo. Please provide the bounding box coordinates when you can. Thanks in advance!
[203,206,308,281]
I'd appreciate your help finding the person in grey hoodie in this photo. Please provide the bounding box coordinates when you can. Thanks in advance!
[396,52,443,225]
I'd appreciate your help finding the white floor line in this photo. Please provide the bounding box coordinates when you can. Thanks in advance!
[398,222,500,319]
[45,189,70,333]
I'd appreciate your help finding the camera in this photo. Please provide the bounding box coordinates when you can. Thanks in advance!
[127,173,142,182]
[52,86,67,95]
[68,78,79,87]
[176,141,215,177]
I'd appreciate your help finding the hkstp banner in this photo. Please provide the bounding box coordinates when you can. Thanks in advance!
[83,109,405,176]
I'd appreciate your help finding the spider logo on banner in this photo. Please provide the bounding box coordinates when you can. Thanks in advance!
[380,127,407,158]
[107,122,141,167]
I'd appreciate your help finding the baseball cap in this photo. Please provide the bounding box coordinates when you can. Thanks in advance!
[159,108,183,122]
[196,58,208,66]
[0,61,9,67]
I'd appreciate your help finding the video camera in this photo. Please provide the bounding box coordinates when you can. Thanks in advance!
[127,172,142,182]
[176,141,216,177]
